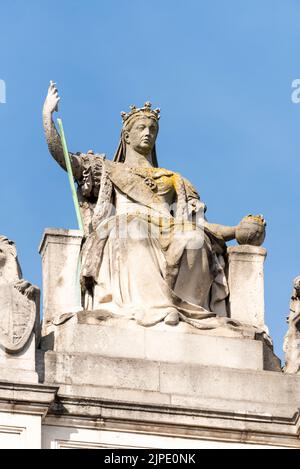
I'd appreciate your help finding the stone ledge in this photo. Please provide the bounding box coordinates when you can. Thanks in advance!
[38,352,300,448]
[42,387,300,448]
[55,382,294,418]
[227,245,267,258]
[41,352,298,406]
[0,380,58,416]
[39,228,83,255]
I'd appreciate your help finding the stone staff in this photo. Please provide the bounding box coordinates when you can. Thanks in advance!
[57,118,84,232]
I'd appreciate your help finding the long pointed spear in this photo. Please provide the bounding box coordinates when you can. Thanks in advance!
[56,118,84,232]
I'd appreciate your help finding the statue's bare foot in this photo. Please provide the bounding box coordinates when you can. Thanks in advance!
[164,311,179,326]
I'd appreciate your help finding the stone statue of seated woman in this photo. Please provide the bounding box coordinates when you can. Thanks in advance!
[42,82,266,331]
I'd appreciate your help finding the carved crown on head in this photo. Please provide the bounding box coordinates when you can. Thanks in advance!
[121,102,160,126]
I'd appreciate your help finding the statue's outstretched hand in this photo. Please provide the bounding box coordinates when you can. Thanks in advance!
[43,80,60,115]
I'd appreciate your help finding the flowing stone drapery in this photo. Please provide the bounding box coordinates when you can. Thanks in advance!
[78,157,232,328]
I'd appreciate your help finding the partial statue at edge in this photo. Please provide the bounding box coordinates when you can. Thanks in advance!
[0,236,39,353]
[43,81,266,330]
[284,276,300,374]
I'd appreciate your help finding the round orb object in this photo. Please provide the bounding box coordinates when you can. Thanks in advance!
[235,215,266,246]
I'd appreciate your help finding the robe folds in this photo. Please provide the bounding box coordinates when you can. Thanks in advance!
[69,154,235,329]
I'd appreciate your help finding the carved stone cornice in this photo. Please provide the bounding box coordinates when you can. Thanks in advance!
[0,381,58,417]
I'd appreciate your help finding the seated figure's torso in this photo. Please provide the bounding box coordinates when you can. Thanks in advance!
[115,167,176,217]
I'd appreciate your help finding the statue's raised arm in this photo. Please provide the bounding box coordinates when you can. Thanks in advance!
[42,81,82,179]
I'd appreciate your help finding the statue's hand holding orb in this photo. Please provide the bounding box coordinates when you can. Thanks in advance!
[235,214,266,246]
[43,80,60,115]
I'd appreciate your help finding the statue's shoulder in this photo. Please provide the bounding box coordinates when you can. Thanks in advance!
[103,159,119,171]
[181,176,200,200]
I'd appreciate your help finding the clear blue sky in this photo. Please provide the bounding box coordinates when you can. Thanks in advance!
[1,0,299,360]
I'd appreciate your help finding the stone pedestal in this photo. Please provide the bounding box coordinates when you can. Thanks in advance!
[42,316,280,374]
[38,340,299,448]
[35,231,299,448]
[39,229,83,333]
[36,318,292,448]
[227,245,267,328]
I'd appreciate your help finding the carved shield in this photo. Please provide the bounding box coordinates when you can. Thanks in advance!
[0,284,36,353]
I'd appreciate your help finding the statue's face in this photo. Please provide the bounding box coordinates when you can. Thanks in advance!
[124,117,158,155]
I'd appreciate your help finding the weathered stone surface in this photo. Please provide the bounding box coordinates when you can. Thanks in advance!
[39,229,83,334]
[159,364,297,404]
[44,317,279,371]
[43,351,160,391]
[228,245,267,327]
[40,364,300,448]
[0,333,38,383]
[41,346,283,396]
